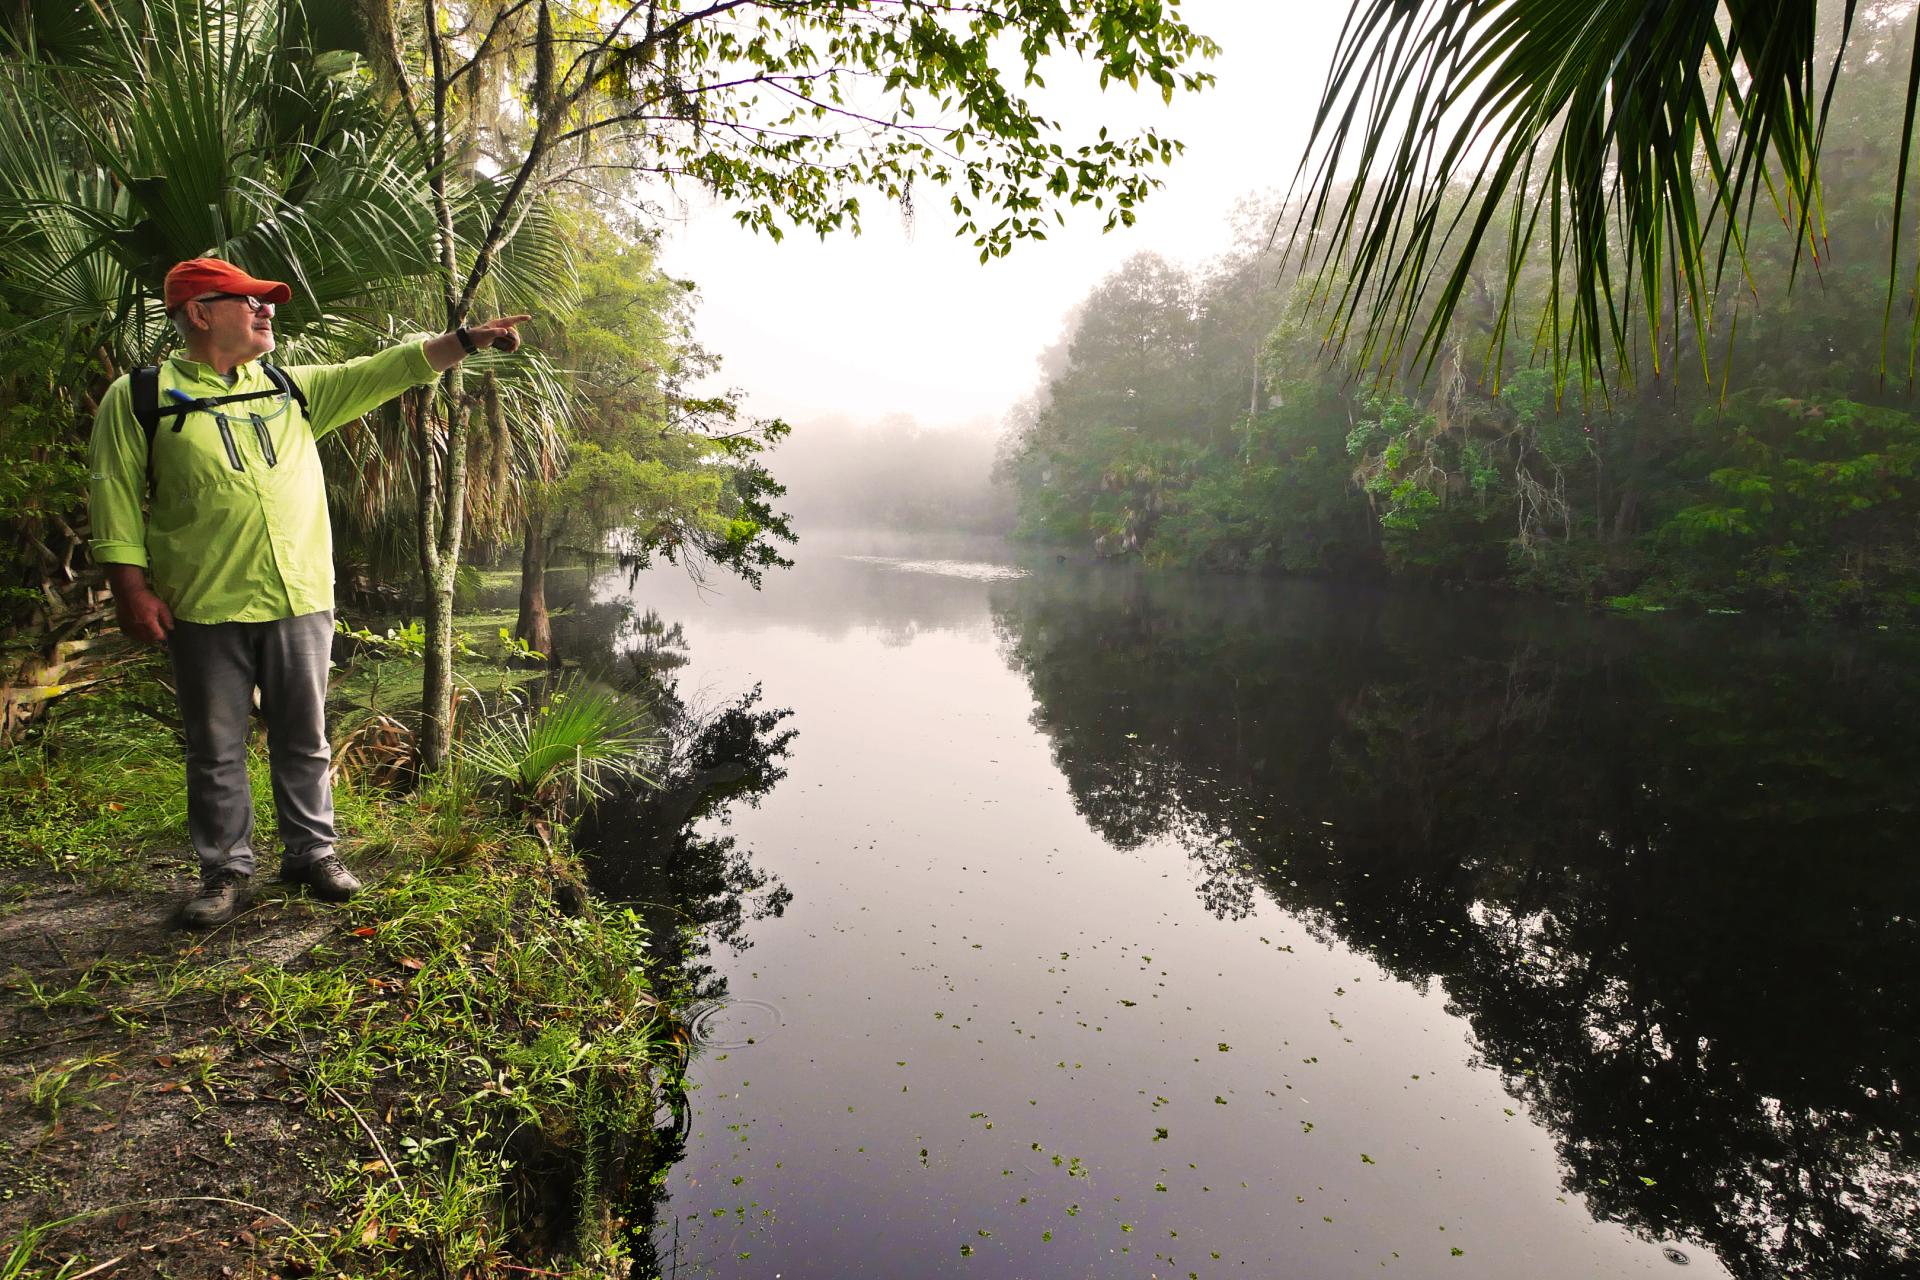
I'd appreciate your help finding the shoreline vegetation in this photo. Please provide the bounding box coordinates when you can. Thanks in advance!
[0,595,688,1278]
[999,12,1920,623]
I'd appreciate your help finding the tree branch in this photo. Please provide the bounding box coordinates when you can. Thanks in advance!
[362,0,432,157]
[559,0,771,109]
[550,67,876,146]
[445,0,540,87]
[457,0,559,314]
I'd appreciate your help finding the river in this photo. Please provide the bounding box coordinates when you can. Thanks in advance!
[553,533,1918,1279]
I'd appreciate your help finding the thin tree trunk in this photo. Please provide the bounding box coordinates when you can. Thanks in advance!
[516,512,553,659]
[419,365,471,772]
[415,0,482,775]
[401,0,557,773]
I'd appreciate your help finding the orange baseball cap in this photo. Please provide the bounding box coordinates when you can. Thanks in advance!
[163,258,293,312]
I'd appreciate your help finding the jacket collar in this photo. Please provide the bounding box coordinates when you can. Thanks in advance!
[166,353,257,383]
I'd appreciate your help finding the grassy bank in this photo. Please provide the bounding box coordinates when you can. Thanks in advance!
[0,644,685,1278]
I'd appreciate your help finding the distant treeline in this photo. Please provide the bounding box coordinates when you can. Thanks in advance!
[1001,14,1920,620]
[770,414,1014,536]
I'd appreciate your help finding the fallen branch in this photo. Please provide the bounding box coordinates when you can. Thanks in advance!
[287,1027,409,1197]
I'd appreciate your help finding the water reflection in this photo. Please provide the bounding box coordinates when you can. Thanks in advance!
[567,642,797,1276]
[575,677,796,1004]
[990,569,1920,1278]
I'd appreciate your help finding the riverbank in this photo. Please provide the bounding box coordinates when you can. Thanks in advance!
[0,646,683,1277]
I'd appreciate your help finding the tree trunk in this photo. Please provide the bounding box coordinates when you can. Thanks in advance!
[1611,488,1640,543]
[418,369,472,774]
[405,0,557,774]
[516,513,553,659]
[420,550,458,769]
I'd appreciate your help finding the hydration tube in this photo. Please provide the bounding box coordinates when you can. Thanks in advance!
[164,385,292,472]
[163,382,295,427]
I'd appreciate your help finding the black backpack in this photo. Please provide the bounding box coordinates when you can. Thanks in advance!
[129,362,308,488]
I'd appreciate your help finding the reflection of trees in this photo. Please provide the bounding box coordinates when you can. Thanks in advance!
[576,677,796,1003]
[627,608,691,676]
[577,675,795,1278]
[498,568,798,1004]
[506,569,798,1274]
[580,685,793,1277]
[992,569,1920,1279]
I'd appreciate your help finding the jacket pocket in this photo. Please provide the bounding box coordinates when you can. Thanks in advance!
[214,415,245,471]
[250,413,278,467]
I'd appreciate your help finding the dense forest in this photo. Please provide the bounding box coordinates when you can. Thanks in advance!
[1002,8,1920,619]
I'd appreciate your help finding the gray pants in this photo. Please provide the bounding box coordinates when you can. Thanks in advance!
[168,610,336,878]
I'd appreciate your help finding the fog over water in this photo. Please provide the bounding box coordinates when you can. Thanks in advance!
[764,416,1013,537]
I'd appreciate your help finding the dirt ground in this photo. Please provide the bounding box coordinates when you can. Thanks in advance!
[0,868,356,1278]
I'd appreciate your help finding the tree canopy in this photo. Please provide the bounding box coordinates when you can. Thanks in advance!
[0,0,1222,753]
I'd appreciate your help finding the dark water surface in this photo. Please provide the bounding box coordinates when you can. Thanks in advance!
[566,535,1918,1279]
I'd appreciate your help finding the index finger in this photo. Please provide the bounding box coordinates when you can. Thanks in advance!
[490,314,534,328]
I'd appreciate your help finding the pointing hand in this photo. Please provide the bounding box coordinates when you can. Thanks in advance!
[468,314,532,354]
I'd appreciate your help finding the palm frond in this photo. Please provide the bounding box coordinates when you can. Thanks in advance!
[0,0,449,362]
[1284,0,1879,388]
[459,678,661,811]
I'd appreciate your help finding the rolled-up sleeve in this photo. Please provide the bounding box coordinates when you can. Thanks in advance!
[288,339,439,439]
[88,376,149,568]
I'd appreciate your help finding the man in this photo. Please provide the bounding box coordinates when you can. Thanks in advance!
[88,257,529,928]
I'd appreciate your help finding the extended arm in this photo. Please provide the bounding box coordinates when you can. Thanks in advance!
[293,315,532,438]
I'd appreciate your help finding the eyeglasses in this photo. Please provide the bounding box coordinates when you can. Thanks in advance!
[191,292,272,313]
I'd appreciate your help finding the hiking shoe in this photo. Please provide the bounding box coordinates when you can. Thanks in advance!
[181,870,249,929]
[279,851,362,903]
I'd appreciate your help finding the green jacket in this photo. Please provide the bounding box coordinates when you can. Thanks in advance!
[88,343,437,624]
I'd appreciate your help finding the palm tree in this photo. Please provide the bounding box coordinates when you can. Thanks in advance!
[1286,0,1918,387]
[0,0,446,362]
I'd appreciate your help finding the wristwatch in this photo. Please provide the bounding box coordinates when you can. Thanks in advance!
[455,326,478,355]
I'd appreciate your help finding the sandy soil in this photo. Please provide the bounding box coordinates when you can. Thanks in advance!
[1,869,355,1278]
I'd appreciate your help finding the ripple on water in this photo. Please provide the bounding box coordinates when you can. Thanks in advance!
[840,555,1029,582]
[687,998,784,1050]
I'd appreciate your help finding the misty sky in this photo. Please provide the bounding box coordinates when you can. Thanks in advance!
[656,3,1347,434]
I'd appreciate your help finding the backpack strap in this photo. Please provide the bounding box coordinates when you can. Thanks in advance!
[131,365,161,448]
[130,365,162,490]
[260,362,308,415]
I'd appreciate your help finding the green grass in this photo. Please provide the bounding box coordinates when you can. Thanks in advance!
[0,659,197,889]
[1,652,688,1277]
[222,830,683,1275]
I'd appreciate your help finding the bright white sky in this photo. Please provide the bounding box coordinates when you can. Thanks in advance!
[655,2,1348,434]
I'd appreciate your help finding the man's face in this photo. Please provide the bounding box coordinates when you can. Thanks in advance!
[188,293,276,361]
